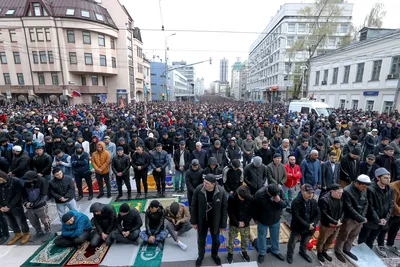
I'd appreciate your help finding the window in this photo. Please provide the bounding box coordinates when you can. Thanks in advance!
[82,32,91,44]
[343,65,350,83]
[39,51,47,63]
[84,53,92,65]
[390,56,400,77]
[332,67,338,84]
[66,9,74,16]
[288,23,295,32]
[112,57,116,68]
[92,75,98,85]
[340,99,345,109]
[33,3,41,16]
[298,23,306,33]
[48,51,54,64]
[352,100,359,110]
[100,55,106,66]
[38,72,45,84]
[81,10,90,18]
[102,76,106,86]
[315,71,320,85]
[128,49,133,58]
[29,29,35,41]
[137,63,143,73]
[328,37,335,46]
[9,30,16,42]
[32,51,38,64]
[98,34,105,46]
[3,73,10,84]
[287,37,294,46]
[340,24,348,33]
[95,13,103,21]
[323,69,329,83]
[366,100,374,111]
[36,28,44,41]
[17,73,24,84]
[45,28,50,41]
[383,101,393,114]
[81,75,86,85]
[137,47,142,58]
[371,60,382,81]
[67,30,75,43]
[127,38,132,48]
[110,38,115,49]
[69,52,77,64]
[13,52,20,64]
[5,9,15,15]
[0,52,6,64]
[355,63,365,82]
[51,73,58,85]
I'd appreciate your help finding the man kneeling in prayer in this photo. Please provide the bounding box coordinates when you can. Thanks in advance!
[54,210,92,247]
[165,201,192,250]
[111,203,142,245]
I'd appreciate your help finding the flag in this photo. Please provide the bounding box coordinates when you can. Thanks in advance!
[71,90,81,97]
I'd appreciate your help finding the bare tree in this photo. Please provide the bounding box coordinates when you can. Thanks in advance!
[364,2,386,28]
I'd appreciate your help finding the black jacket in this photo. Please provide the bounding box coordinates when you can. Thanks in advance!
[375,154,397,181]
[131,151,150,171]
[186,167,203,193]
[160,137,173,154]
[0,176,24,209]
[173,149,191,171]
[364,182,394,230]
[32,153,53,175]
[90,203,117,234]
[223,165,243,193]
[343,183,368,223]
[192,149,208,169]
[208,146,227,167]
[318,192,344,227]
[340,154,360,184]
[22,174,48,209]
[190,184,228,234]
[255,148,273,166]
[145,204,165,235]
[291,193,320,235]
[321,161,340,188]
[228,191,252,227]
[252,187,287,226]
[49,175,75,203]
[9,150,30,177]
[116,208,142,233]
[112,154,130,176]
[244,163,268,195]
[185,137,197,153]
[360,162,379,182]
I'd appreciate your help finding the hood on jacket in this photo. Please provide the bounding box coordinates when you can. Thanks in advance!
[92,136,99,143]
[23,170,39,182]
[90,202,104,213]
[14,133,23,142]
[208,157,218,166]
[96,142,106,152]
[75,143,83,152]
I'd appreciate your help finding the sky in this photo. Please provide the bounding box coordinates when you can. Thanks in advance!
[122,0,400,87]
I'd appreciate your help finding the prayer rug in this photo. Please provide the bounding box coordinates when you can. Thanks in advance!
[140,175,175,191]
[306,226,335,250]
[110,199,147,213]
[205,228,253,253]
[249,222,291,244]
[65,241,109,266]
[143,197,180,211]
[99,243,139,267]
[83,179,118,194]
[132,241,164,267]
[179,196,188,207]
[20,234,76,267]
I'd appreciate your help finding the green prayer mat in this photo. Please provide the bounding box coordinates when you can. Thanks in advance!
[110,199,147,213]
[132,241,164,267]
[20,234,76,267]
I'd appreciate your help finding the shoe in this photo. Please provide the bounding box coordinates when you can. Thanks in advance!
[96,193,104,199]
[177,240,187,250]
[155,192,161,198]
[76,195,83,201]
[322,251,332,262]
[299,251,312,263]
[211,255,221,265]
[30,231,44,242]
[386,245,400,255]
[161,192,166,198]
[41,232,52,242]
[287,255,293,264]
[272,252,285,261]
[21,232,31,244]
[257,254,265,264]
[266,247,271,253]
[343,250,358,260]
[195,257,203,267]
[88,196,93,200]
[144,193,148,199]
[375,246,387,257]
[169,170,173,175]
[115,194,122,201]
[240,251,250,262]
[227,253,233,264]
[335,251,347,263]
[127,193,131,200]
[7,233,22,245]
[317,252,325,262]
[136,193,141,199]
[107,193,112,198]
[0,235,9,245]
[133,240,139,246]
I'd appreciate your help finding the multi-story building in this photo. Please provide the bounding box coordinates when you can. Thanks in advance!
[308,27,400,113]
[150,61,167,101]
[194,77,205,95]
[170,70,188,101]
[231,59,248,100]
[143,56,151,102]
[0,0,147,104]
[220,58,228,82]
[247,3,353,102]
[172,61,195,94]
[240,61,249,101]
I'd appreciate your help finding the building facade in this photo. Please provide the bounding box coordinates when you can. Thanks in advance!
[150,61,165,101]
[231,60,248,100]
[308,28,400,113]
[247,3,353,103]
[194,77,205,95]
[172,61,195,95]
[0,0,147,105]
[220,58,228,82]
[169,69,188,101]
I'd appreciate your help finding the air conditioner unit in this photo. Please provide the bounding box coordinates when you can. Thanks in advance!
[321,81,327,85]
[387,74,395,80]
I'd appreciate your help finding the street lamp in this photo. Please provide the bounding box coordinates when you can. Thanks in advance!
[164,33,176,101]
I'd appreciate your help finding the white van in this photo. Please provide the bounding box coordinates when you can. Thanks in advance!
[288,99,333,117]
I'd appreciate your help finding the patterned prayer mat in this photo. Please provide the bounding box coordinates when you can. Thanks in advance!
[132,241,164,267]
[20,234,76,267]
[205,228,253,252]
[179,196,188,207]
[249,222,291,244]
[109,199,147,213]
[65,241,109,266]
[140,175,175,191]
[143,197,180,211]
[83,179,118,194]
[307,226,335,250]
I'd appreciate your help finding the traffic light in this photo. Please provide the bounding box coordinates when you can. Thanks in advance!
[162,93,165,100]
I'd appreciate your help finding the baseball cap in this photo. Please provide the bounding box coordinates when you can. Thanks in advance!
[301,184,315,193]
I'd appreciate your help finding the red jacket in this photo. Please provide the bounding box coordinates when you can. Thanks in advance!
[284,163,302,188]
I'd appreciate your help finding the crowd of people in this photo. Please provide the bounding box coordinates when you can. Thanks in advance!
[0,98,400,266]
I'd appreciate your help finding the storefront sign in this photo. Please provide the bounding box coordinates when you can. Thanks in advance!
[363,91,379,96]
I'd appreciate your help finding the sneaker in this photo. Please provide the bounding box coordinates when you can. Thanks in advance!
[41,232,52,242]
[76,195,83,201]
[88,196,93,200]
[240,251,250,262]
[195,257,203,267]
[322,251,332,262]
[115,194,122,201]
[177,240,187,250]
[211,255,221,265]
[96,193,104,199]
[155,192,161,198]
[317,252,325,262]
[169,170,173,175]
[0,235,9,245]
[30,231,44,242]
[386,245,400,255]
[135,193,141,199]
[343,250,358,261]
[227,253,233,264]
[287,255,293,264]
[375,246,387,257]
[335,252,347,263]
[167,233,171,238]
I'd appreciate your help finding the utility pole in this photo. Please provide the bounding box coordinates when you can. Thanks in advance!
[164,33,176,102]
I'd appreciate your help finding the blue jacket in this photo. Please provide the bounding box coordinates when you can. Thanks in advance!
[61,210,92,238]
[150,150,169,169]
[300,155,322,187]
[71,150,91,175]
